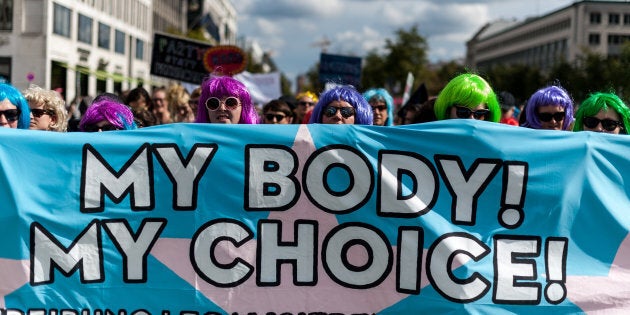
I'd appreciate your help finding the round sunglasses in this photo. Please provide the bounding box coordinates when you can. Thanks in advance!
[205,97,241,111]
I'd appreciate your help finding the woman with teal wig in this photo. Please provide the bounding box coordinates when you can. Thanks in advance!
[0,83,30,129]
[363,88,394,126]
[573,92,629,134]
[433,73,500,122]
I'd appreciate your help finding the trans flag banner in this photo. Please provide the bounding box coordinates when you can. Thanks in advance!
[1,121,629,314]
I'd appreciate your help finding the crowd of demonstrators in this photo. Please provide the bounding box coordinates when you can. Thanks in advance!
[0,71,629,137]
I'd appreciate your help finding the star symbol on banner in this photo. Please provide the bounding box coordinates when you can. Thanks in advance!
[566,232,630,314]
[0,258,30,307]
[152,125,465,313]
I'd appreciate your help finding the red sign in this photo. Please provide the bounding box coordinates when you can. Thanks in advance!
[203,45,247,75]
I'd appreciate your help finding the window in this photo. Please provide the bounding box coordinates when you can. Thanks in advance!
[114,29,125,54]
[78,14,92,44]
[53,3,71,37]
[98,22,110,49]
[0,0,13,31]
[135,38,144,60]
[624,14,630,25]
[590,12,601,24]
[609,13,620,25]
[0,57,10,83]
[589,33,600,45]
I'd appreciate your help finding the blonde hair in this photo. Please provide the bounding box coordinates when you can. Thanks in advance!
[296,91,319,103]
[22,84,68,131]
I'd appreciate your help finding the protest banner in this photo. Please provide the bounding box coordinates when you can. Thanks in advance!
[1,121,629,314]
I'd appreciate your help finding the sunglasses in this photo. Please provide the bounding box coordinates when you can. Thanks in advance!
[454,106,489,120]
[537,112,565,122]
[205,97,240,111]
[83,124,121,132]
[298,101,314,107]
[0,109,20,122]
[583,116,623,131]
[323,106,355,118]
[31,108,54,118]
[265,113,287,121]
[371,105,387,112]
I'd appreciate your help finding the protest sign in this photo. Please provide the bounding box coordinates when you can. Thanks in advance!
[1,121,629,314]
[234,71,282,104]
[150,32,245,84]
[319,53,362,87]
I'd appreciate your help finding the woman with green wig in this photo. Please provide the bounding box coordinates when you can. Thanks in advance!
[433,73,500,122]
[573,92,630,134]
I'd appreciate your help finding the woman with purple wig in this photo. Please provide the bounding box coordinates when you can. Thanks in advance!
[308,85,373,125]
[522,85,574,131]
[79,98,137,132]
[195,76,259,124]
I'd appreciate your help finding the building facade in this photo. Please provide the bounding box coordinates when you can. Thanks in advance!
[466,1,630,72]
[0,0,239,103]
[0,0,153,102]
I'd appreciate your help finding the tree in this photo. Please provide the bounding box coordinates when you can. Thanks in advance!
[360,25,429,95]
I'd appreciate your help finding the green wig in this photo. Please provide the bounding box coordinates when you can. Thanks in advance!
[573,92,630,134]
[433,73,500,122]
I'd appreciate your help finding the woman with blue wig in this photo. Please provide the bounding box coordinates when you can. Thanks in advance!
[522,85,574,131]
[363,88,394,126]
[0,83,30,129]
[195,76,259,124]
[309,85,373,125]
[79,98,137,132]
[433,73,500,122]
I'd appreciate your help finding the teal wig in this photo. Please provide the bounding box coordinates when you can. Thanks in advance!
[0,83,30,129]
[433,73,500,122]
[363,88,394,126]
[573,92,630,134]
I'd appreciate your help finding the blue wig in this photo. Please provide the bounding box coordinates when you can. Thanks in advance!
[309,85,373,125]
[523,85,574,130]
[0,83,30,129]
[363,88,394,126]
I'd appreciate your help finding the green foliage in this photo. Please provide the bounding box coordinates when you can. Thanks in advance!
[360,25,430,94]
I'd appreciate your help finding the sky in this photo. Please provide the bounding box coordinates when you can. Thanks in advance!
[234,0,577,87]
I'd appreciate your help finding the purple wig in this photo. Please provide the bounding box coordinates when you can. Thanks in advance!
[308,85,373,125]
[195,76,259,124]
[523,85,574,130]
[79,99,137,131]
